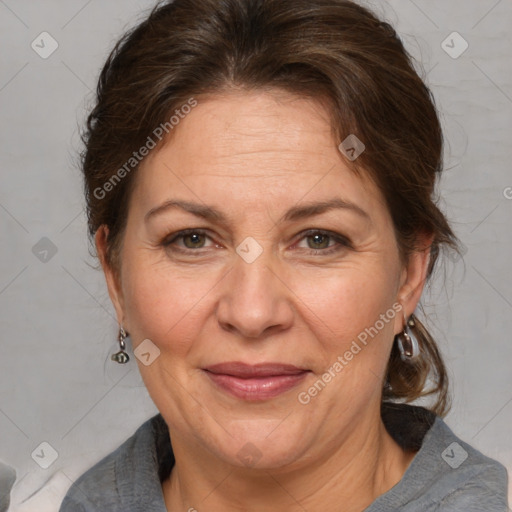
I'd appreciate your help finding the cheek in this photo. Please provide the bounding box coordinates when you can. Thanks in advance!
[121,255,219,353]
[294,264,399,338]
[292,271,400,406]
[287,264,401,398]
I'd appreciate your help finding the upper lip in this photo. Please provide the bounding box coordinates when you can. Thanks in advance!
[203,362,309,378]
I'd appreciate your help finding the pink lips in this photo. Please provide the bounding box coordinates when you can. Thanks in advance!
[203,362,310,401]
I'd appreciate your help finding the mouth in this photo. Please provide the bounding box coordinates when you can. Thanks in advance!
[202,362,311,401]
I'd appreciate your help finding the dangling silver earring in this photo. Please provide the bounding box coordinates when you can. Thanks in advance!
[111,326,130,364]
[396,313,420,362]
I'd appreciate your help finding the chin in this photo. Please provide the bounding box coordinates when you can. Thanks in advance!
[210,419,313,470]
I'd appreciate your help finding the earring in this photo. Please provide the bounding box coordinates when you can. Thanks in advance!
[111,326,130,364]
[396,313,420,362]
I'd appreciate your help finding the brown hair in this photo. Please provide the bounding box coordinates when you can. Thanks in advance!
[82,0,460,416]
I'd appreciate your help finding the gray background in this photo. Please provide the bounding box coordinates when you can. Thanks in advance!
[0,0,511,509]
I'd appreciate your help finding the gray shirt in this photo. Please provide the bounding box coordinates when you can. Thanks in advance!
[59,404,509,511]
[0,460,16,512]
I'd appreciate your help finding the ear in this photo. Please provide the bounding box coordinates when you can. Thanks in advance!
[95,225,126,326]
[394,234,434,335]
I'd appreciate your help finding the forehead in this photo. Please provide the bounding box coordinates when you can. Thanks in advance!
[132,90,387,221]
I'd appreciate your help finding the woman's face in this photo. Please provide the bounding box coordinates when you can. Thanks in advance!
[99,90,428,470]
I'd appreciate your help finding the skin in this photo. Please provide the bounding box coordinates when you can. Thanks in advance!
[96,89,431,512]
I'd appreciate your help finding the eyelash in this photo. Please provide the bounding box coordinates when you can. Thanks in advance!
[161,228,351,256]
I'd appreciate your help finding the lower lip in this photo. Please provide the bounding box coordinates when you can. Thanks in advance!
[204,371,309,400]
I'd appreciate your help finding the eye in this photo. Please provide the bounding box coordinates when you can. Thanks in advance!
[161,228,351,257]
[162,229,216,252]
[294,229,351,255]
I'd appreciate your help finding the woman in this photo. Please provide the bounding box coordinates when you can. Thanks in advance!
[59,0,509,510]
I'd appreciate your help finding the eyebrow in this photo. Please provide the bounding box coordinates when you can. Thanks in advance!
[144,198,370,224]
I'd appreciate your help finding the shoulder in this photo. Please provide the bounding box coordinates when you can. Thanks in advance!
[59,414,166,512]
[423,417,509,510]
[374,404,509,511]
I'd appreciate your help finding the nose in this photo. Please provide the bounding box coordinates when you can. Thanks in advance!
[215,248,294,339]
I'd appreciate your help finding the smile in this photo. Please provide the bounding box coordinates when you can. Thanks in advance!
[202,362,311,400]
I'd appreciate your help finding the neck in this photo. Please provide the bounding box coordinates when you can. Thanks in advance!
[162,409,415,512]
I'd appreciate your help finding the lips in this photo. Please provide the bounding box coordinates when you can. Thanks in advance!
[202,362,310,400]
[204,362,308,378]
